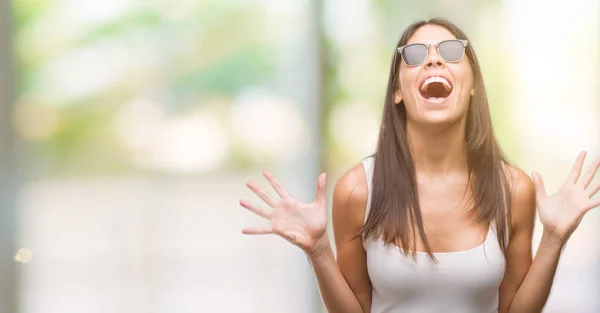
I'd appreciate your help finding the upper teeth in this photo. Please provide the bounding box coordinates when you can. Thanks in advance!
[421,76,451,91]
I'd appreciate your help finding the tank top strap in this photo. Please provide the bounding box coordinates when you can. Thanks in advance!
[360,156,375,224]
[500,161,510,249]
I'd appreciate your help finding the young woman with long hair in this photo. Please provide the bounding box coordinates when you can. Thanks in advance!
[240,18,600,313]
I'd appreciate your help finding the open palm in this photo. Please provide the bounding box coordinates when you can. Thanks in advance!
[240,171,328,253]
[533,152,600,242]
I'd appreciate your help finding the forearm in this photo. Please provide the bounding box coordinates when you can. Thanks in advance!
[307,236,365,313]
[507,231,564,313]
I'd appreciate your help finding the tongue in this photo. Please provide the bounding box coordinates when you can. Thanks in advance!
[427,97,446,102]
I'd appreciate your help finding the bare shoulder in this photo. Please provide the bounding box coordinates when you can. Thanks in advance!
[503,164,532,188]
[503,164,535,202]
[502,164,536,231]
[332,161,370,232]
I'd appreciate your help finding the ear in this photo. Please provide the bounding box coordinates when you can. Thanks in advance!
[394,89,403,104]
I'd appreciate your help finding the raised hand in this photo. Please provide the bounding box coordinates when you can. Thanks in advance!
[532,151,600,243]
[240,170,328,254]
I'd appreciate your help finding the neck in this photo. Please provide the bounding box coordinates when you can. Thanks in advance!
[406,118,468,176]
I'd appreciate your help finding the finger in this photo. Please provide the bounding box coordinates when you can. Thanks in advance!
[247,180,278,208]
[588,181,600,199]
[567,151,587,184]
[240,199,271,219]
[580,155,600,188]
[241,225,273,235]
[262,170,290,199]
[314,173,327,205]
[532,172,547,199]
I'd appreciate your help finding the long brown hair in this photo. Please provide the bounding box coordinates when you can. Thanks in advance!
[361,18,512,262]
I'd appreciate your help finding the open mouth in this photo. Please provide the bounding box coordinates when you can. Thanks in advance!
[419,76,452,100]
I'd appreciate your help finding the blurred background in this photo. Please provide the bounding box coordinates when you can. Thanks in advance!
[0,0,598,312]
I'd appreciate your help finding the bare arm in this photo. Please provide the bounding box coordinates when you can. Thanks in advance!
[308,165,372,313]
[498,167,537,313]
[499,167,564,313]
[500,154,600,313]
[505,232,563,313]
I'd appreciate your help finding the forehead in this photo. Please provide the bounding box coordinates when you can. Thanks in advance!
[407,24,457,45]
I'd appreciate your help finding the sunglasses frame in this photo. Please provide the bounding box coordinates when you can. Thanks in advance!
[396,39,469,66]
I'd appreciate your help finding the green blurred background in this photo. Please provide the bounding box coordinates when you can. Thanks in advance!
[0,0,598,312]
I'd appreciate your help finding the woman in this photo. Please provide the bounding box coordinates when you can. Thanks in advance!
[239,18,600,313]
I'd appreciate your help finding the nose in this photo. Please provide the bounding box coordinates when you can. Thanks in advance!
[425,45,443,68]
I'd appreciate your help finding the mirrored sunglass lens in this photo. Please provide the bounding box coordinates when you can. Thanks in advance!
[403,45,427,65]
[439,40,464,62]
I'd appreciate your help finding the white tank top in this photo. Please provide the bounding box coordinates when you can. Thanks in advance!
[361,156,507,313]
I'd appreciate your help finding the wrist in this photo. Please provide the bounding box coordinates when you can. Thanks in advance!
[541,229,567,251]
[306,234,332,262]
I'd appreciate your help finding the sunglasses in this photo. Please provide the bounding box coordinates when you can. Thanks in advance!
[397,39,468,66]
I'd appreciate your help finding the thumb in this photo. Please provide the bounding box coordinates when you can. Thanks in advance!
[314,173,327,205]
[532,172,547,199]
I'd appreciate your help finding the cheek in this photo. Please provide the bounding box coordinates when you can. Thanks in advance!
[398,70,418,95]
[464,74,475,97]
[463,68,474,89]
[450,67,474,94]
